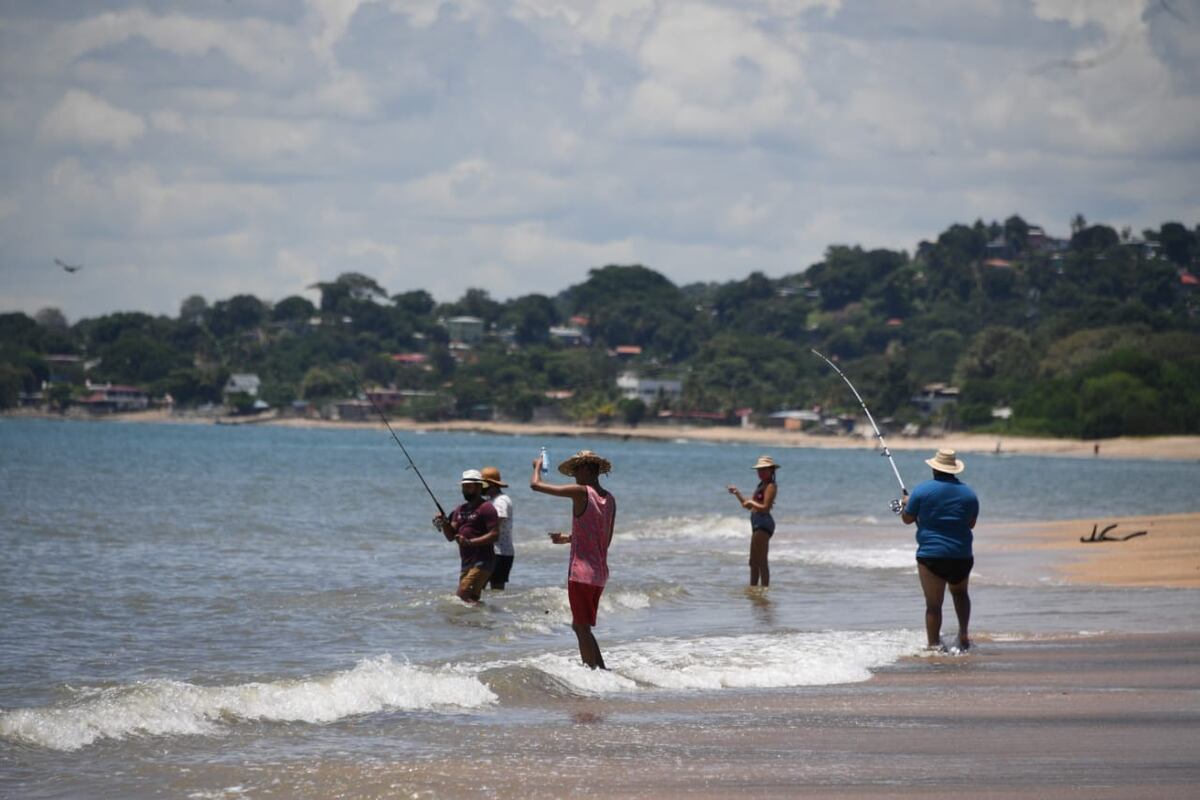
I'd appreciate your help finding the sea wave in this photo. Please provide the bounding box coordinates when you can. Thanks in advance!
[496,629,922,696]
[614,514,746,542]
[769,544,915,571]
[0,656,495,752]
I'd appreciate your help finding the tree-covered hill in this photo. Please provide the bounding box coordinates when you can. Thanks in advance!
[3,216,1198,438]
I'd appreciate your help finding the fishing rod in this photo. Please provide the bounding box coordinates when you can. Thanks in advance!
[349,371,446,518]
[810,349,908,513]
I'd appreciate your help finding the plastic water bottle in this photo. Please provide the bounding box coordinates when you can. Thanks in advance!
[539,447,548,474]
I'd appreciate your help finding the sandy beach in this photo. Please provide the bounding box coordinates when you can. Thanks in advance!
[994,512,1200,589]
[15,407,1200,461]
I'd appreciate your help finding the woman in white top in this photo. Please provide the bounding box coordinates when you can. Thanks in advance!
[482,466,515,590]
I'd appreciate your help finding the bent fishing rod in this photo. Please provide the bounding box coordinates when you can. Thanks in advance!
[810,349,907,513]
[349,372,446,518]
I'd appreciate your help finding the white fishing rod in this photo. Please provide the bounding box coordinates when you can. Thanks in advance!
[810,349,907,513]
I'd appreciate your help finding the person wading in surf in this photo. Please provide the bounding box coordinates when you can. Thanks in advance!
[433,470,499,604]
[900,449,979,651]
[481,466,515,591]
[728,456,779,587]
[531,449,616,670]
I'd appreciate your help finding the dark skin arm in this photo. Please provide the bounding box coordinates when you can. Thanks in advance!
[434,510,500,545]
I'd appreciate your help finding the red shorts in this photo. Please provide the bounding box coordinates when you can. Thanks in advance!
[567,580,604,627]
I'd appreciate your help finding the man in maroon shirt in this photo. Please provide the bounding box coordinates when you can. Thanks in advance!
[433,470,499,603]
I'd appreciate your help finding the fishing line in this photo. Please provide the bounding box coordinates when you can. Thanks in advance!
[810,349,907,513]
[349,371,446,518]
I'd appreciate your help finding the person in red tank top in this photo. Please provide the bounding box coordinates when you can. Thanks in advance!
[530,449,616,670]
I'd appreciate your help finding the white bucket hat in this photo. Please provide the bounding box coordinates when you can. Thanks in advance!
[460,469,486,484]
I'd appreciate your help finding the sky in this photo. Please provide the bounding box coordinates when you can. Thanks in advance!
[1,0,1198,322]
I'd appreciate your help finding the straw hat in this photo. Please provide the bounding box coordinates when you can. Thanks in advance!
[460,469,486,484]
[924,448,965,474]
[480,466,507,488]
[557,449,612,476]
[751,455,779,470]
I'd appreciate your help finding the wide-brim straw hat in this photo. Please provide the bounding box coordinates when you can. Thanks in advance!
[925,448,965,474]
[480,466,507,488]
[460,469,486,484]
[557,449,612,477]
[752,455,779,470]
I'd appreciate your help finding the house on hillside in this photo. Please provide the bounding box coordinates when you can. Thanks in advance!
[445,316,484,344]
[616,372,682,405]
[78,382,149,413]
[548,325,587,346]
[912,383,960,416]
[223,373,261,401]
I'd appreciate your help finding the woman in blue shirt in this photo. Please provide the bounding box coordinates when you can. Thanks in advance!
[901,449,979,651]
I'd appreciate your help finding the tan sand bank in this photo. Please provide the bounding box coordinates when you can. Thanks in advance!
[157,633,1200,799]
[267,415,1200,461]
[992,512,1200,588]
[9,408,1198,460]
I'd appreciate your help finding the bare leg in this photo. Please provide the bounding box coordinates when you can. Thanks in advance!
[572,623,606,670]
[948,578,971,649]
[750,530,771,587]
[917,563,948,649]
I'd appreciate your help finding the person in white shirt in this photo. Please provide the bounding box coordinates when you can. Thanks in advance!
[481,466,515,590]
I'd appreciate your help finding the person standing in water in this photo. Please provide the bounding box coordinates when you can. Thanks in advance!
[433,469,499,604]
[900,449,979,651]
[728,455,778,587]
[481,466,515,591]
[531,449,616,670]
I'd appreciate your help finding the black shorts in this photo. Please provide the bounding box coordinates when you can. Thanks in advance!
[917,556,974,585]
[750,512,775,537]
[489,555,514,589]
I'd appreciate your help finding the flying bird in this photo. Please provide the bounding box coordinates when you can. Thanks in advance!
[53,258,83,273]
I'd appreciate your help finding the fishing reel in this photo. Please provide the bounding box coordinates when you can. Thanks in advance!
[890,497,904,514]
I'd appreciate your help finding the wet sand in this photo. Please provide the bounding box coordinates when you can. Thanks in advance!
[156,633,1200,799]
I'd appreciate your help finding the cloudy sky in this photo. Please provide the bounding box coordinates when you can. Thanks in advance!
[1,0,1198,321]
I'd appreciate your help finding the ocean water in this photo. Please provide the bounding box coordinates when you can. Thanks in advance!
[1,418,1197,797]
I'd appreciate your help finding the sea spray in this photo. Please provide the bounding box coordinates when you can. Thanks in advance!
[0,656,495,751]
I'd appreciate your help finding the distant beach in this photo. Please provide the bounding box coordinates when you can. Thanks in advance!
[10,407,1200,461]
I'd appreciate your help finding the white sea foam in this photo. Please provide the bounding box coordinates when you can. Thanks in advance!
[615,514,746,542]
[770,544,915,571]
[0,656,495,752]
[513,629,922,695]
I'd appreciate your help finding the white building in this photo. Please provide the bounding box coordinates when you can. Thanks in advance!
[445,316,485,344]
[224,373,261,398]
[616,372,682,405]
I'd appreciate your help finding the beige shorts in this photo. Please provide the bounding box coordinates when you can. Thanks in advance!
[458,566,492,601]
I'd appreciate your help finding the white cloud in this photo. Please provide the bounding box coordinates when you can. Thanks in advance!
[1,0,1198,321]
[37,89,146,150]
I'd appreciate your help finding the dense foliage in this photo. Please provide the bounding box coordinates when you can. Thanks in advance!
[3,217,1198,438]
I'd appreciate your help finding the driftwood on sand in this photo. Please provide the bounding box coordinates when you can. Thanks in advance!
[1080,523,1148,543]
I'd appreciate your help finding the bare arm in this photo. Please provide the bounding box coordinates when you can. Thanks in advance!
[530,456,588,516]
[460,522,499,547]
[728,483,775,513]
[434,513,458,541]
[900,490,916,525]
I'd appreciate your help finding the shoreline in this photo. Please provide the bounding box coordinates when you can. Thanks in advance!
[6,408,1199,461]
[153,631,1200,799]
